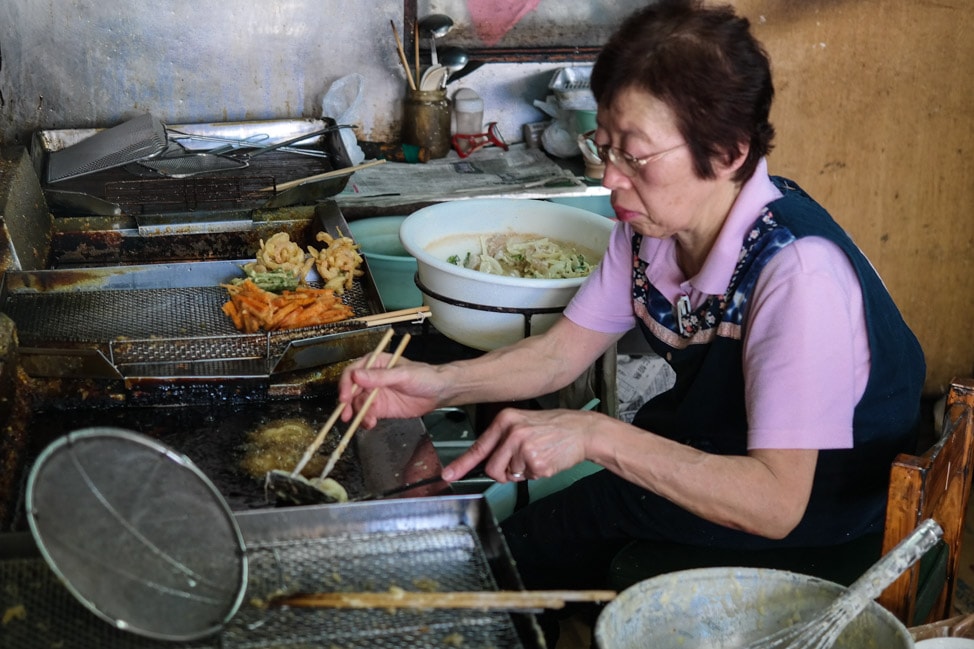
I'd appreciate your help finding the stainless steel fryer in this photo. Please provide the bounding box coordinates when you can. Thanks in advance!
[0,495,543,649]
[0,203,390,381]
[32,118,356,216]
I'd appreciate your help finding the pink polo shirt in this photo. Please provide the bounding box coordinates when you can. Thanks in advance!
[565,159,869,450]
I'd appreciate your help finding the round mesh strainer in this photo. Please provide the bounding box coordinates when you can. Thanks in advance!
[25,427,248,642]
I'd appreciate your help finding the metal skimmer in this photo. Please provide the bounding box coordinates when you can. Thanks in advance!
[2,491,536,648]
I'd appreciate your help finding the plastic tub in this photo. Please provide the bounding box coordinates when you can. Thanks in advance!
[347,216,422,310]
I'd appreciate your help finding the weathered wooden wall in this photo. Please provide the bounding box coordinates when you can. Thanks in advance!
[736,0,974,395]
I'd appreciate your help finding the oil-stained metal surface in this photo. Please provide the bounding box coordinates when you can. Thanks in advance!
[0,204,387,380]
[31,118,354,219]
[0,148,53,273]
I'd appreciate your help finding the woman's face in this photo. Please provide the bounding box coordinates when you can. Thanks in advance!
[596,86,735,241]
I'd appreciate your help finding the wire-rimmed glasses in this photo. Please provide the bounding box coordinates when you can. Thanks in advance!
[582,129,685,177]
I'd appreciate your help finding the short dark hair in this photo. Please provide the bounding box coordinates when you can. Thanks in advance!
[591,0,775,183]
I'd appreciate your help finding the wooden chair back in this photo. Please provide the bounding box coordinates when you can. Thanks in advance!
[879,377,974,625]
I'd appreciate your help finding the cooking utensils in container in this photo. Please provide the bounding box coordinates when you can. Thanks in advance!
[419,13,454,66]
[596,568,915,649]
[742,518,942,649]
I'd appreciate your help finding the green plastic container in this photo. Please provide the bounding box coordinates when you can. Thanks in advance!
[347,216,422,310]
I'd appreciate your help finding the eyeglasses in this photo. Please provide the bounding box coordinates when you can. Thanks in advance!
[452,122,509,158]
[583,130,685,177]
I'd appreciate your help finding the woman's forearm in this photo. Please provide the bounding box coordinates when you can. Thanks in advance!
[586,417,818,539]
[436,318,617,407]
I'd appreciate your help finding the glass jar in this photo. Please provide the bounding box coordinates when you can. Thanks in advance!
[452,88,484,136]
[402,88,451,159]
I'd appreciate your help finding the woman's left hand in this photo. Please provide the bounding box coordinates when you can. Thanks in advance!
[441,407,597,483]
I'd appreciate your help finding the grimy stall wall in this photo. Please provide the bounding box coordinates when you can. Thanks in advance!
[737,0,973,395]
[0,0,970,394]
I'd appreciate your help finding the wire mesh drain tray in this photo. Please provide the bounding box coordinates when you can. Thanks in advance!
[0,495,541,649]
[1,261,385,380]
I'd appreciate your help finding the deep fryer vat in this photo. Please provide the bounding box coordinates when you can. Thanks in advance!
[6,394,443,520]
[0,495,541,649]
[0,202,389,380]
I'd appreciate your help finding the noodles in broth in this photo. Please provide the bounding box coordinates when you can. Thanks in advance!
[447,233,598,279]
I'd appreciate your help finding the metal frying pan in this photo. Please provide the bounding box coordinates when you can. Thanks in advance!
[26,427,248,642]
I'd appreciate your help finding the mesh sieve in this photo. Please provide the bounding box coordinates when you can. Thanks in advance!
[25,428,248,642]
[3,500,533,648]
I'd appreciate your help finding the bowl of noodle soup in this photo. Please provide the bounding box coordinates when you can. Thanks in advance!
[399,198,614,351]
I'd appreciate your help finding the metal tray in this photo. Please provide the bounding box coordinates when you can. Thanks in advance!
[31,117,356,216]
[0,205,388,380]
[0,495,541,649]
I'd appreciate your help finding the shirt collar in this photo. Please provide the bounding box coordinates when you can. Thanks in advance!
[681,158,783,295]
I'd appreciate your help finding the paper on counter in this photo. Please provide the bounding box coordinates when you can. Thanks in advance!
[334,144,584,206]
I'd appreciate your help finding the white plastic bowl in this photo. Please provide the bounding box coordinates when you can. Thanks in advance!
[399,198,615,351]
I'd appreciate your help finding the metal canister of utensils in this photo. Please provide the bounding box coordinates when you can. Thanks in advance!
[402,88,451,159]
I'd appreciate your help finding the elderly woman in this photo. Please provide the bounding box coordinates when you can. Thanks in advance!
[340,0,924,604]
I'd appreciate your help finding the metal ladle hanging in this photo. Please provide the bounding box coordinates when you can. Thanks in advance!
[418,13,453,66]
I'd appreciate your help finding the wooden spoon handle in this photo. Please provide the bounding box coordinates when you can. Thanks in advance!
[273,589,617,611]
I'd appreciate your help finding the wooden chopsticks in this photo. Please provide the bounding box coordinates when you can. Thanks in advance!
[352,305,430,328]
[271,589,617,611]
[390,20,416,91]
[318,332,410,479]
[259,159,386,192]
[289,328,394,476]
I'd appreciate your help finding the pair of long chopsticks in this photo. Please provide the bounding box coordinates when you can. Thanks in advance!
[290,328,395,477]
[318,332,410,479]
[260,159,387,192]
[390,20,416,90]
[351,305,430,328]
[271,589,616,611]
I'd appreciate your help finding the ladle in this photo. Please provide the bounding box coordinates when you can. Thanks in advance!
[439,45,469,82]
[419,13,454,66]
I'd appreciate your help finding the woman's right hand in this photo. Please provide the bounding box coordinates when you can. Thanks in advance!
[337,354,447,428]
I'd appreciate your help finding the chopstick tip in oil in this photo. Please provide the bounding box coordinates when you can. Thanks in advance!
[318,332,410,480]
[287,328,395,477]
